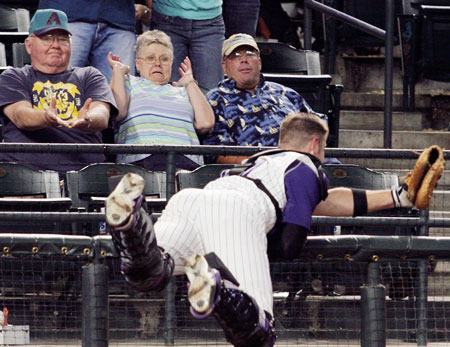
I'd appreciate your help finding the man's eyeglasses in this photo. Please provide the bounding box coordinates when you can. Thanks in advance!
[227,50,259,60]
[137,55,172,66]
[37,34,71,46]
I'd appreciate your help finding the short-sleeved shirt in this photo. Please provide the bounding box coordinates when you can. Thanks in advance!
[283,161,327,230]
[114,75,203,166]
[211,151,327,232]
[0,65,117,173]
[153,0,222,20]
[203,75,327,148]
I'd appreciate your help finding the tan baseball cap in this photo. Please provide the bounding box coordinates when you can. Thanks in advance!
[222,33,259,57]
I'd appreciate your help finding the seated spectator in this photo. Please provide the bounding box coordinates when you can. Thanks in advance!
[202,33,329,164]
[0,9,117,174]
[108,30,214,171]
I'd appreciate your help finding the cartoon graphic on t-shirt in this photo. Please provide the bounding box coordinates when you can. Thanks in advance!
[32,81,81,121]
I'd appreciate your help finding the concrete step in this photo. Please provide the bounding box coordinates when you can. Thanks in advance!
[337,53,450,94]
[339,110,423,131]
[340,91,432,110]
[428,190,449,213]
[338,129,450,149]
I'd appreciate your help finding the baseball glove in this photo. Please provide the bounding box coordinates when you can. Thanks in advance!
[404,145,445,210]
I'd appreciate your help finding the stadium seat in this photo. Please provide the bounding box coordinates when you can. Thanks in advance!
[399,1,450,110]
[66,163,166,235]
[258,41,321,75]
[175,164,236,190]
[319,163,418,236]
[12,42,30,67]
[0,42,6,66]
[0,0,38,12]
[0,5,30,32]
[323,163,398,189]
[0,162,72,233]
[262,73,343,148]
[0,6,30,67]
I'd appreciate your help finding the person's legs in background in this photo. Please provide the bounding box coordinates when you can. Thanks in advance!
[90,23,136,82]
[222,0,260,38]
[68,22,136,82]
[151,11,224,90]
[150,11,189,85]
[67,21,96,68]
[189,15,225,90]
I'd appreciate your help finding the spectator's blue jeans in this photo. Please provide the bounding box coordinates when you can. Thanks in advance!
[68,21,136,82]
[222,0,260,38]
[151,11,225,90]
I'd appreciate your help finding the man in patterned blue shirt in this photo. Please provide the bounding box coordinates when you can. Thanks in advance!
[203,33,328,164]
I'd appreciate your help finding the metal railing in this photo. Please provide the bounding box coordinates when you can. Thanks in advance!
[303,0,395,148]
[0,143,448,346]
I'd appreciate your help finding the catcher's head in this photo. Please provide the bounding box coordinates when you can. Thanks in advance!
[279,113,329,162]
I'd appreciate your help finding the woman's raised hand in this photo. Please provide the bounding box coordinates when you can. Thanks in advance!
[107,52,130,76]
[173,56,196,88]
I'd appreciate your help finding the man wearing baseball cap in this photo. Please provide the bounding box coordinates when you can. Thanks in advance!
[203,33,328,164]
[0,9,117,174]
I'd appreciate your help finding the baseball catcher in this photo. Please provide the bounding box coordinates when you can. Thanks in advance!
[105,113,444,346]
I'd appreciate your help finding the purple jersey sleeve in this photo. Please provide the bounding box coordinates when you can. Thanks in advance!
[282,161,324,230]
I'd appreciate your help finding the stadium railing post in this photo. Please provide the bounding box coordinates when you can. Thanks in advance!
[82,262,109,347]
[361,261,386,347]
[164,151,176,345]
[416,209,430,346]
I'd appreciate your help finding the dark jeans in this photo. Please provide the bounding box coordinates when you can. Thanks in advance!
[222,0,260,38]
[150,10,225,90]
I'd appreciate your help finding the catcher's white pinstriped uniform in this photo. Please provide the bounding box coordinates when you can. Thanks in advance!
[154,151,322,315]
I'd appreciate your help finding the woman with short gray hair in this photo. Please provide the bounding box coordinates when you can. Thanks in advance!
[107,29,214,171]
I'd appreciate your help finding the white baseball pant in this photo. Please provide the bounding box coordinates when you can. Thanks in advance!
[154,187,275,315]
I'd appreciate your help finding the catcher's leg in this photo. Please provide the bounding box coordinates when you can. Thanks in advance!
[106,173,174,292]
[185,254,276,347]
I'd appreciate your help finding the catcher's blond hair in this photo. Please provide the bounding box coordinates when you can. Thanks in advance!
[279,113,329,148]
[135,29,174,58]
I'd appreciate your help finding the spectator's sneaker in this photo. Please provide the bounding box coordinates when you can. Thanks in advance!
[185,254,220,318]
[106,173,145,228]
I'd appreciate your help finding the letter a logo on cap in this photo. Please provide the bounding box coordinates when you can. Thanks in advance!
[46,12,61,26]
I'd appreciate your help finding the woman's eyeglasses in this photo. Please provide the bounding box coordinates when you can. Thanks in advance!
[137,55,172,65]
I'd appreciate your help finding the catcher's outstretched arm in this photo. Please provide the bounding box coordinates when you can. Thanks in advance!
[314,146,445,215]
[313,187,396,217]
